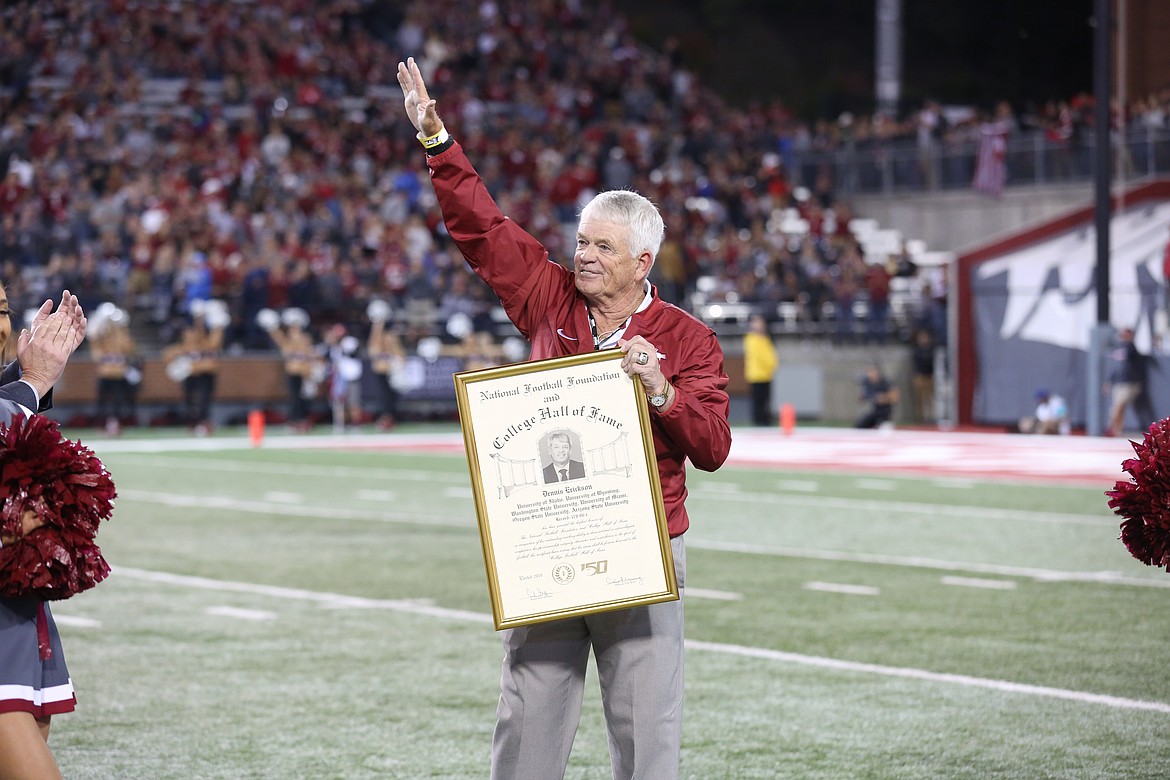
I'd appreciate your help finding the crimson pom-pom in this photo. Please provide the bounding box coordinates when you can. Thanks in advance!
[1107,417,1170,571]
[0,414,116,600]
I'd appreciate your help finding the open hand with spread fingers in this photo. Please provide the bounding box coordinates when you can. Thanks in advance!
[397,56,444,139]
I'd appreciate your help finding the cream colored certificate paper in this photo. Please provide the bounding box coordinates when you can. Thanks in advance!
[454,349,677,630]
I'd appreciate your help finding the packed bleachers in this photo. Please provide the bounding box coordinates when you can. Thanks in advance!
[7,0,1158,358]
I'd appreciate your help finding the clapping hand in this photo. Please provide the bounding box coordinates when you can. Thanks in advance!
[17,289,87,400]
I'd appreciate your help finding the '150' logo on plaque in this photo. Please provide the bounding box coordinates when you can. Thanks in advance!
[581,560,608,575]
[552,564,575,584]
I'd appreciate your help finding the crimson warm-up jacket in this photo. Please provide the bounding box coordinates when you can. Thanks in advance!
[427,141,732,537]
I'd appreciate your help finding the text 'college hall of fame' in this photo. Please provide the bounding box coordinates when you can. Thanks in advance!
[454,349,677,630]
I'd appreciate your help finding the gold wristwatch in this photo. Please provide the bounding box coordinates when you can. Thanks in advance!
[648,384,670,408]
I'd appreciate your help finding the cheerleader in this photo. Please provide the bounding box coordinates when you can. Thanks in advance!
[1,511,75,780]
[0,286,93,780]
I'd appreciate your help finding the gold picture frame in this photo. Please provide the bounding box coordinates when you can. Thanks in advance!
[454,349,678,630]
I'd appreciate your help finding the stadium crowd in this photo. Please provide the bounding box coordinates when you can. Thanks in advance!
[3,0,1165,360]
[0,0,940,357]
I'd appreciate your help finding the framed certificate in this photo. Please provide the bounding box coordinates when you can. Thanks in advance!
[454,349,677,630]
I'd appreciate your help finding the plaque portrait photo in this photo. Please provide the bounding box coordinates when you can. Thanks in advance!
[541,429,586,484]
[453,349,677,630]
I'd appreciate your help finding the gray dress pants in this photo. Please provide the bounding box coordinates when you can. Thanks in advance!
[491,536,687,780]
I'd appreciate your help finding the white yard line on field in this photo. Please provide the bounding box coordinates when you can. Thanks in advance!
[356,489,398,501]
[854,479,899,491]
[685,538,1170,588]
[103,454,466,484]
[687,588,744,601]
[686,639,1170,714]
[89,427,1132,486]
[776,480,821,492]
[941,576,1018,590]
[688,488,1113,527]
[932,478,978,490]
[104,445,1107,526]
[119,489,472,528]
[116,567,493,624]
[262,491,302,503]
[118,489,1167,589]
[110,566,1170,715]
[206,606,277,621]
[112,456,1108,529]
[803,581,881,596]
[51,614,101,628]
[89,433,463,456]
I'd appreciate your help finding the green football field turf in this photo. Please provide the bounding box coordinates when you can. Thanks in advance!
[43,427,1170,779]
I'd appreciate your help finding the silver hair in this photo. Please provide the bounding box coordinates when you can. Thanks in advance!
[580,190,665,261]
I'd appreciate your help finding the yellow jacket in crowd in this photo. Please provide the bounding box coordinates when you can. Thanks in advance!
[743,329,778,383]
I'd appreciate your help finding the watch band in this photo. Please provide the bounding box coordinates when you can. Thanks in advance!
[648,383,670,408]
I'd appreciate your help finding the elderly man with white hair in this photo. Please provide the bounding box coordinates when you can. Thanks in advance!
[398,57,731,780]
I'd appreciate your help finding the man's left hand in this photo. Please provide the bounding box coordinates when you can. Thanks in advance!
[619,336,669,401]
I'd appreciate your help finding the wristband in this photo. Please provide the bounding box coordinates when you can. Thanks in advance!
[418,127,450,149]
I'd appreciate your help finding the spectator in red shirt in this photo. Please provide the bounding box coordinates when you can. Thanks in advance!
[548,155,597,223]
[0,170,26,217]
[864,260,892,344]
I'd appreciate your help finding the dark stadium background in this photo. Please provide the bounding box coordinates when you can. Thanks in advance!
[622,0,1094,114]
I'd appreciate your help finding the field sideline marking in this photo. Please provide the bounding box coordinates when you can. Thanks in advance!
[206,606,277,621]
[104,454,465,484]
[52,614,101,628]
[686,639,1170,714]
[854,479,899,491]
[777,480,820,492]
[109,455,1108,528]
[117,489,1168,588]
[356,489,398,501]
[688,588,744,601]
[942,576,1018,590]
[119,489,471,528]
[690,487,1112,527]
[115,567,493,624]
[111,566,1170,715]
[803,581,880,596]
[90,428,1129,486]
[686,538,1170,588]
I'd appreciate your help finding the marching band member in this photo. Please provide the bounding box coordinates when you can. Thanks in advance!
[366,300,405,431]
[258,307,321,432]
[164,300,228,435]
[87,304,137,436]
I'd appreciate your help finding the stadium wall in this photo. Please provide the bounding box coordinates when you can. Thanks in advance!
[954,178,1170,429]
[853,183,1094,253]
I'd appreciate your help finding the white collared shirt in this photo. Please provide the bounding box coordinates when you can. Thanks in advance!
[593,281,653,350]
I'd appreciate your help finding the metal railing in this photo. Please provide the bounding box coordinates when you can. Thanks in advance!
[794,126,1170,195]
